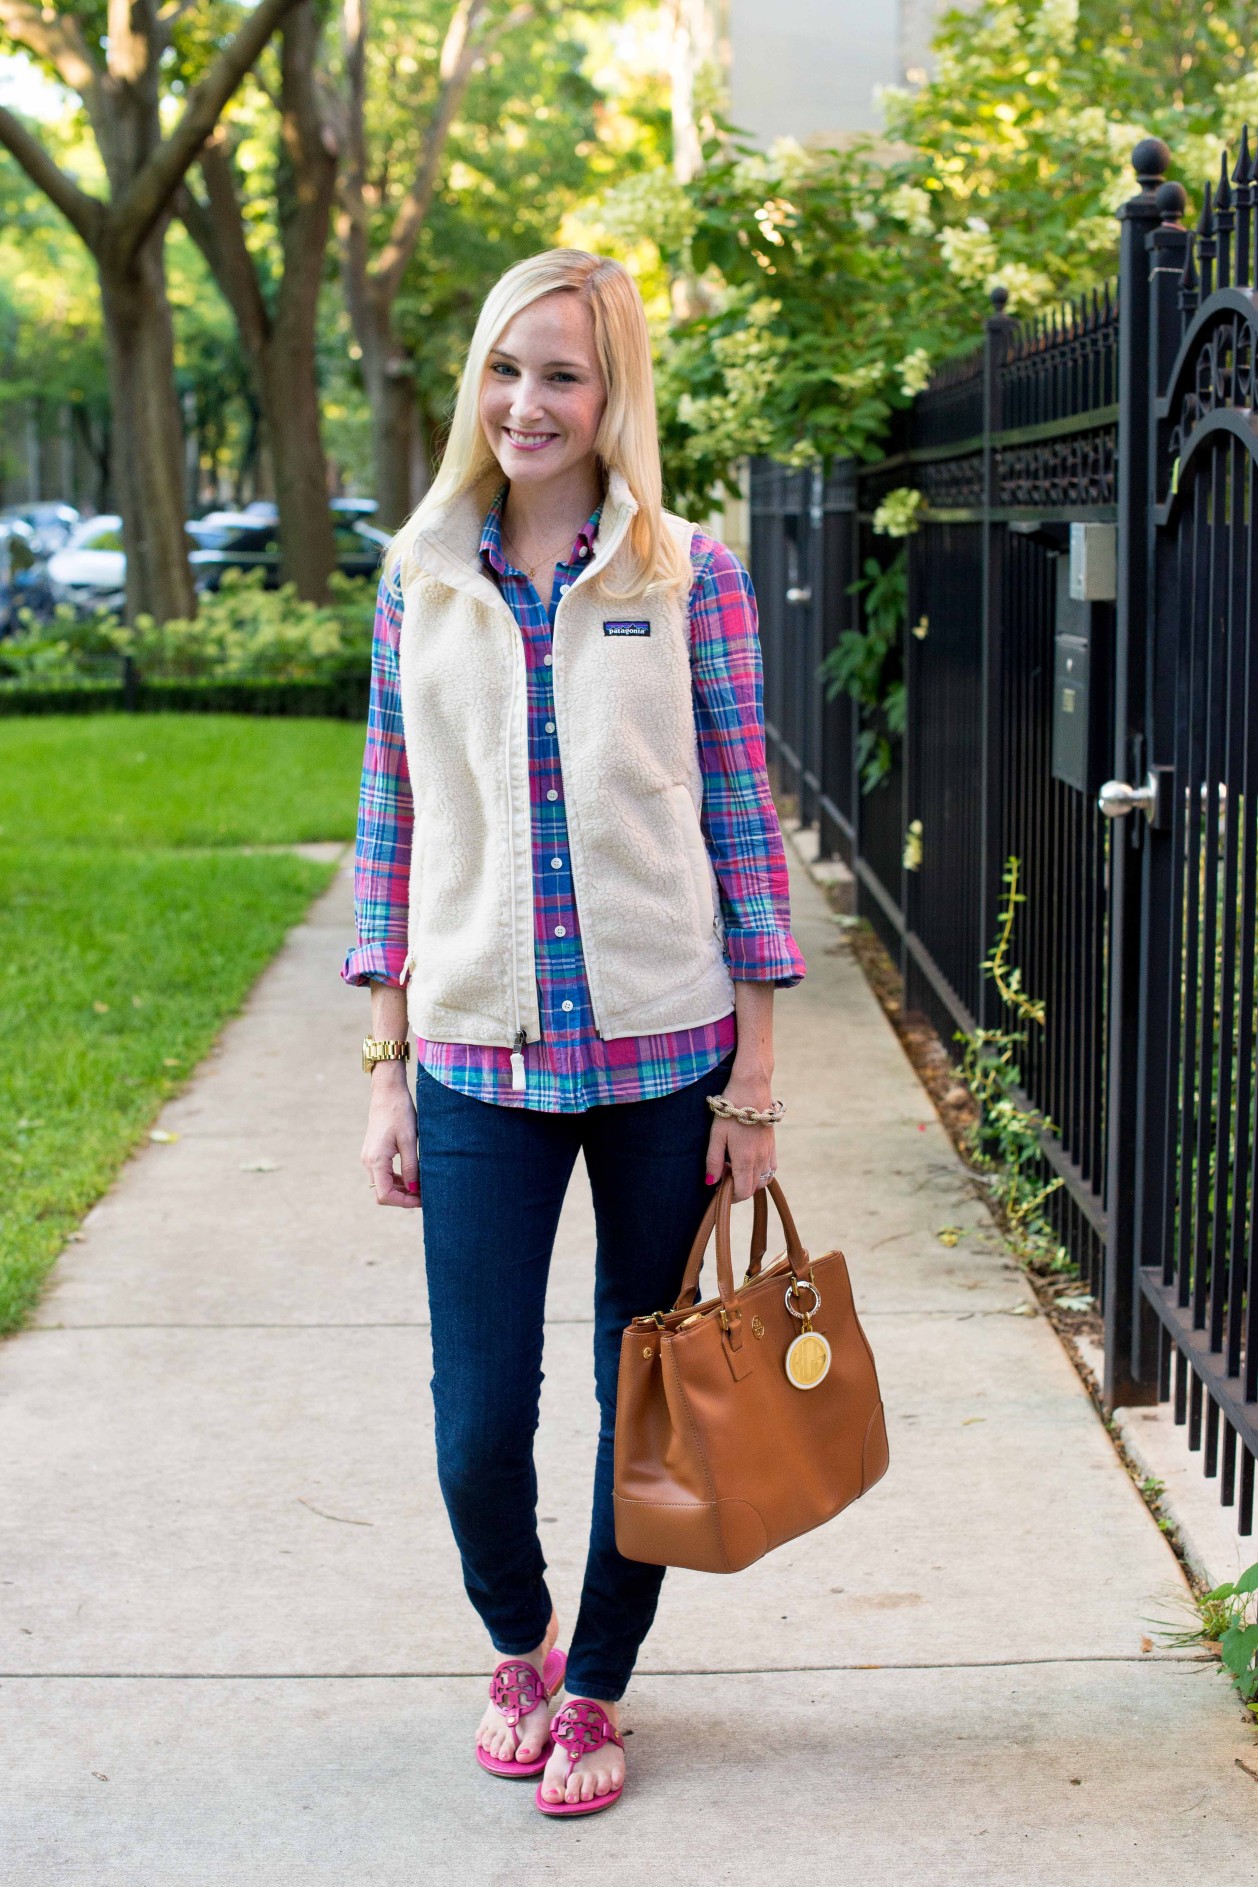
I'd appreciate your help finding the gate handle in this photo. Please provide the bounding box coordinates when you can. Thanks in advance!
[1098,769,1173,827]
[785,585,812,604]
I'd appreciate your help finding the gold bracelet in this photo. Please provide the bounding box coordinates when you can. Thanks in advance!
[706,1094,785,1126]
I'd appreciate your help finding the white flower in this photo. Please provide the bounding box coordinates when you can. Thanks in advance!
[1028,0,1079,55]
[939,223,998,286]
[898,348,933,397]
[884,184,935,238]
[874,487,926,537]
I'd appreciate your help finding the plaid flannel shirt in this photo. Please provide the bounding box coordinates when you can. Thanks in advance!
[342,488,805,1110]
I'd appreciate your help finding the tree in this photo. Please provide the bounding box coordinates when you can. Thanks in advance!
[624,0,1258,511]
[337,0,576,528]
[0,0,305,620]
[0,138,111,508]
[178,1,340,599]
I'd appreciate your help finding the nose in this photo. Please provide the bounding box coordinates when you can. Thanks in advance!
[508,373,547,422]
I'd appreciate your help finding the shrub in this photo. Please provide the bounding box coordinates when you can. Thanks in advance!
[0,571,376,689]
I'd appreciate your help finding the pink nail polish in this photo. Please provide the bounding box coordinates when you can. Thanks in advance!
[705,1174,716,1185]
[406,1181,419,1194]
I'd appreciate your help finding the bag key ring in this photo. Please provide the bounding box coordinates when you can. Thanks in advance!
[783,1275,831,1390]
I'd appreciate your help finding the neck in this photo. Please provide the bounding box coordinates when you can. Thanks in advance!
[501,460,603,551]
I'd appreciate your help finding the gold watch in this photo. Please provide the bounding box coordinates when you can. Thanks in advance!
[362,1037,411,1074]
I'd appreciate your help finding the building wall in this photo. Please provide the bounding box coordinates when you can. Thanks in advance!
[726,0,950,145]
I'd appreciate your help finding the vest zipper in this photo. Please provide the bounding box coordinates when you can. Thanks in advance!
[503,627,529,1089]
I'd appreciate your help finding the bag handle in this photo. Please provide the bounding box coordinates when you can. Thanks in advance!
[673,1174,808,1313]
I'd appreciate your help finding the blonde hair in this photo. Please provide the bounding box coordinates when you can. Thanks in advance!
[386,249,690,597]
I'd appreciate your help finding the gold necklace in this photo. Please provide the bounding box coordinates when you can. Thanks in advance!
[501,521,580,586]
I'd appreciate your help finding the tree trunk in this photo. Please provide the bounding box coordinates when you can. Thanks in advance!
[99,226,196,623]
[359,303,418,531]
[410,402,434,506]
[258,321,336,594]
[177,5,339,599]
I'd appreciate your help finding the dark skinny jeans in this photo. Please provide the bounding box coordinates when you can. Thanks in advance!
[414,1053,731,1701]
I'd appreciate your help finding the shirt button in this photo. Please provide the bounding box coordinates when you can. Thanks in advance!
[545,720,555,733]
[550,856,562,869]
[559,583,569,596]
[554,924,566,936]
[578,545,590,558]
[546,789,559,801]
[543,653,553,666]
[561,999,574,1011]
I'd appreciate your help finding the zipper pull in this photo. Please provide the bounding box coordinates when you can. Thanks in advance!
[510,1028,527,1091]
[399,950,414,987]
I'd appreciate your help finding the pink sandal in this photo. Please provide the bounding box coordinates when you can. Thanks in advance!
[534,1698,625,1816]
[475,1646,567,1778]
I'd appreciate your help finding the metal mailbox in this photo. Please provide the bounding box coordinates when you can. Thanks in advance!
[1051,550,1110,795]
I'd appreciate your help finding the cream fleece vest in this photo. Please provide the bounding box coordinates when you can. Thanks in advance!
[395,470,735,1047]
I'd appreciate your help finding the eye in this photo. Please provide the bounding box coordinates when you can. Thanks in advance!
[549,371,578,383]
[489,362,518,377]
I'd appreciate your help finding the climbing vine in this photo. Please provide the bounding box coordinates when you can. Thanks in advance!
[819,549,907,793]
[954,857,1068,1269]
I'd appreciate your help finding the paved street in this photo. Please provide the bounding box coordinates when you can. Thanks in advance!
[2,849,1254,1884]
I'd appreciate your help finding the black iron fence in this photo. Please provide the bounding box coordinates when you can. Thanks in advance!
[752,135,1258,1534]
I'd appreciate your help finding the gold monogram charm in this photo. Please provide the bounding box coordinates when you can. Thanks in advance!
[785,1329,832,1389]
[783,1275,831,1389]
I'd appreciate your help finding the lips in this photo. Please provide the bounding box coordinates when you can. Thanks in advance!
[504,427,559,452]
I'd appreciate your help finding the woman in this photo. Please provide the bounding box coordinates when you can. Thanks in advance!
[342,250,804,1817]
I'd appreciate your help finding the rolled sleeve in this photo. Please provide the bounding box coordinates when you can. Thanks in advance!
[341,566,413,990]
[723,925,807,985]
[342,937,410,988]
[689,537,806,989]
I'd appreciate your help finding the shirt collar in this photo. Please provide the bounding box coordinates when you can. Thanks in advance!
[480,483,603,579]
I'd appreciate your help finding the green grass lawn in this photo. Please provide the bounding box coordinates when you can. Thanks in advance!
[0,713,364,846]
[0,715,366,1332]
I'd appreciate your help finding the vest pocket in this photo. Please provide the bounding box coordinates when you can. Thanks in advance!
[673,785,720,934]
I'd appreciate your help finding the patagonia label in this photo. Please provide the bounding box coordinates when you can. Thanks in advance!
[603,619,651,636]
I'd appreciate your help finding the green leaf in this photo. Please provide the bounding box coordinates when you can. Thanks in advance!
[1219,1621,1258,1677]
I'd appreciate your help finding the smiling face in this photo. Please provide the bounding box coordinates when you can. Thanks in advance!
[478,290,607,491]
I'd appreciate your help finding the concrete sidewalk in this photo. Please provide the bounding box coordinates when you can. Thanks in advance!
[2,850,1254,1884]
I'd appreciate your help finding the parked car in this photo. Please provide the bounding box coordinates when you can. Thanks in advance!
[187,511,389,591]
[0,501,80,555]
[0,517,51,634]
[44,505,388,615]
[45,514,126,616]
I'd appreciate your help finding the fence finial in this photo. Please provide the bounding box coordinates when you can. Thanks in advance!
[1131,136,1171,191]
[1179,234,1199,322]
[1235,126,1253,288]
[1198,179,1217,298]
[1217,148,1234,215]
[1156,181,1187,228]
[989,284,1009,316]
[1216,149,1235,286]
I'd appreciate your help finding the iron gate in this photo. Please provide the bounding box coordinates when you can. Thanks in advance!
[750,134,1258,1532]
[1118,142,1258,1528]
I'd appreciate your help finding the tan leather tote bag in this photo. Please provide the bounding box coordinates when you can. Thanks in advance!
[613,1174,888,1573]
